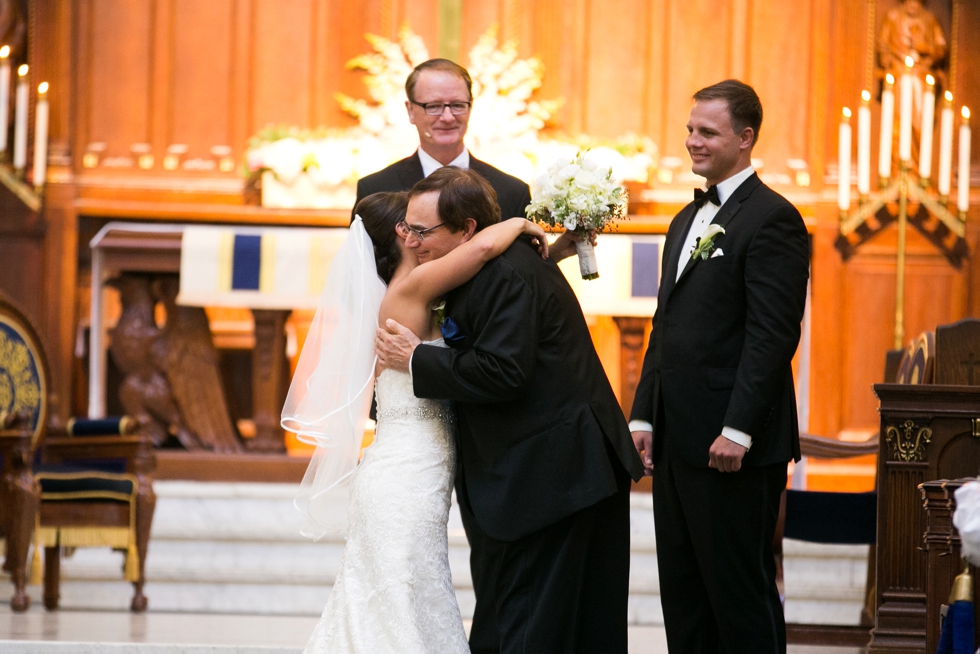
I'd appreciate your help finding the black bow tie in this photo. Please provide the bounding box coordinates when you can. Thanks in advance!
[694,185,720,209]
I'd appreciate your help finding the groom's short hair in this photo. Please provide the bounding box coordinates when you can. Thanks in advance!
[409,167,501,232]
[693,79,763,147]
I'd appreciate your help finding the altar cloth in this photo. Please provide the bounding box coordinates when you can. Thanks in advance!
[177,226,348,309]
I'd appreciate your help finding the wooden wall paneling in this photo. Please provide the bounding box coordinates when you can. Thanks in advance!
[582,0,649,138]
[229,0,253,151]
[86,0,153,159]
[662,0,733,160]
[34,0,74,163]
[249,0,313,130]
[522,0,565,130]
[397,0,439,57]
[40,180,78,423]
[840,228,967,430]
[172,0,234,157]
[328,0,383,129]
[954,0,980,161]
[727,0,750,81]
[809,211,846,437]
[746,0,813,176]
[641,0,669,142]
[458,0,496,58]
[149,0,174,164]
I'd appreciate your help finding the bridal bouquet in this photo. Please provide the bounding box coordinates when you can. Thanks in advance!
[526,152,627,279]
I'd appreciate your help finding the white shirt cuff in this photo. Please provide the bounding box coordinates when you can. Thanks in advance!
[408,351,414,380]
[722,426,752,450]
[629,420,653,433]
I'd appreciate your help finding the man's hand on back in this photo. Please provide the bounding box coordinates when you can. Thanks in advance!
[376,319,421,373]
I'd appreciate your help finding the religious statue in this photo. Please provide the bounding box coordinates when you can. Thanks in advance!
[877,0,947,86]
[876,0,948,168]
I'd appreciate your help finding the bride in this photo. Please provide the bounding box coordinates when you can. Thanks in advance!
[281,190,550,653]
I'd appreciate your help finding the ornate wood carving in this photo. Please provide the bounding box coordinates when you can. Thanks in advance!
[153,275,242,453]
[0,412,39,611]
[612,316,648,420]
[107,273,201,450]
[884,419,932,462]
[247,309,289,453]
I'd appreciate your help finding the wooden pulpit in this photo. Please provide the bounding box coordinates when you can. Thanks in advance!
[868,384,980,653]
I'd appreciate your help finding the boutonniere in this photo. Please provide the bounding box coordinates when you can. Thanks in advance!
[432,300,446,327]
[691,224,726,261]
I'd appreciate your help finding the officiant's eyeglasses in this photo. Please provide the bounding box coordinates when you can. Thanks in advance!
[397,220,446,241]
[410,101,471,116]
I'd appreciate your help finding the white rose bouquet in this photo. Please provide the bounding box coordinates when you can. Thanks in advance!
[526,152,627,279]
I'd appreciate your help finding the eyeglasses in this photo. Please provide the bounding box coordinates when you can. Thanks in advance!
[410,100,471,116]
[397,220,446,242]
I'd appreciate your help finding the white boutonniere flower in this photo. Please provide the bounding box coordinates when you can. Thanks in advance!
[691,224,726,261]
[433,300,446,327]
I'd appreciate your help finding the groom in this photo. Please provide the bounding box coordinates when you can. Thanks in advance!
[376,166,644,653]
[630,80,809,652]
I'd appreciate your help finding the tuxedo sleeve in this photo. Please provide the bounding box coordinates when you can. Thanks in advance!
[412,260,538,403]
[723,203,809,438]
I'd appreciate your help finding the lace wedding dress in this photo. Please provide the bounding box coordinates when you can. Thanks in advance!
[303,341,469,654]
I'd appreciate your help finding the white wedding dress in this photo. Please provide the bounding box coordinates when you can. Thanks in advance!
[303,340,469,654]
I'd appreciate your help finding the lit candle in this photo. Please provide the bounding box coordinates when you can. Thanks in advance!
[839,107,852,211]
[898,57,914,162]
[32,82,48,189]
[12,64,27,170]
[858,90,871,195]
[879,74,895,180]
[919,75,936,181]
[939,91,954,197]
[0,46,10,156]
[958,107,971,213]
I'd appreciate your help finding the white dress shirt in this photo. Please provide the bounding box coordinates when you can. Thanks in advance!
[628,166,756,451]
[407,148,470,380]
[417,147,470,177]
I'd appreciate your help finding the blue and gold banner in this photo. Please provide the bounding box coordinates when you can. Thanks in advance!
[178,227,348,309]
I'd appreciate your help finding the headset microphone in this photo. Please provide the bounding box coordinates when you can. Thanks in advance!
[424,132,432,137]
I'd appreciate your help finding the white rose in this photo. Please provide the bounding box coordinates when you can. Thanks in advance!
[557,164,580,180]
[564,216,578,231]
[573,170,596,189]
[580,158,597,172]
[264,138,307,184]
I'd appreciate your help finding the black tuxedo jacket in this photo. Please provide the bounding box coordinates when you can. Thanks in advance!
[353,152,532,221]
[412,239,644,541]
[629,173,809,468]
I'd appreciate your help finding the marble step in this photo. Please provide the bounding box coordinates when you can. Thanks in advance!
[1,481,869,625]
[0,644,299,654]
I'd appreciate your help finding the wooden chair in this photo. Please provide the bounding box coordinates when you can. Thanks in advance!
[0,294,156,612]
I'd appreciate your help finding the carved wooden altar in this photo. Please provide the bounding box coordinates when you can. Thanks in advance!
[869,384,980,653]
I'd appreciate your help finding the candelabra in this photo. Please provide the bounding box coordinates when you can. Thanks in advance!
[836,58,971,349]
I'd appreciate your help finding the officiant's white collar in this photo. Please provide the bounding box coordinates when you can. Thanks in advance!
[711,165,755,206]
[418,147,470,178]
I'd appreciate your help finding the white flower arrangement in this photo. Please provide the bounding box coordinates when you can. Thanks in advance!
[526,152,628,279]
[245,27,657,209]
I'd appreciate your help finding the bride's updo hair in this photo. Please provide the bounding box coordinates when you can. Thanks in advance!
[356,191,409,284]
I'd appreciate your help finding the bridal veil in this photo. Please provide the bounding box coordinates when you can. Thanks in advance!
[281,216,386,540]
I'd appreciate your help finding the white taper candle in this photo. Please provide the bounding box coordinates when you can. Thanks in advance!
[939,92,954,196]
[958,107,971,213]
[858,91,871,195]
[899,59,914,162]
[879,75,895,180]
[0,46,10,154]
[32,82,48,188]
[12,64,27,169]
[839,108,852,211]
[919,76,936,180]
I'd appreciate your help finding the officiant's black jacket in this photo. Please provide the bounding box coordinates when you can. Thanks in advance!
[629,173,809,467]
[412,238,645,541]
[353,152,531,221]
